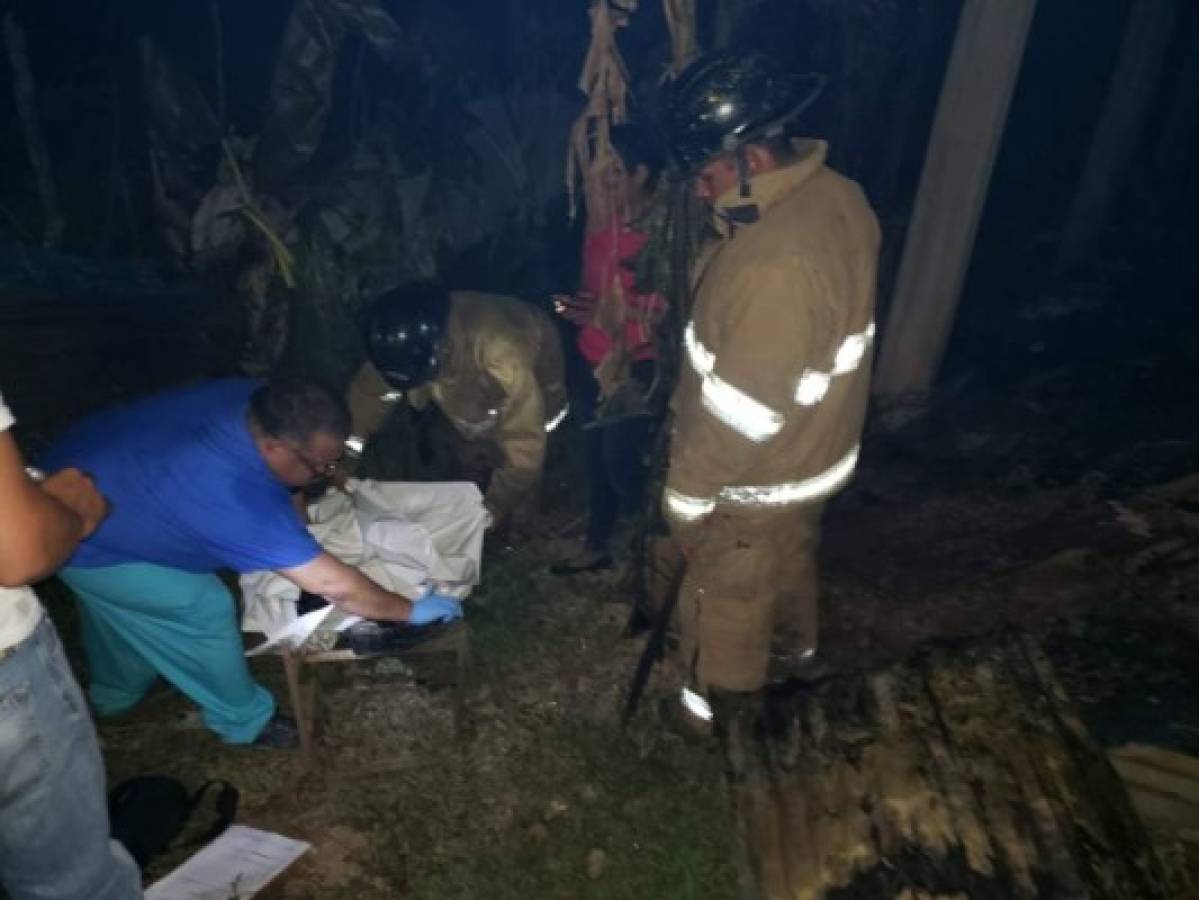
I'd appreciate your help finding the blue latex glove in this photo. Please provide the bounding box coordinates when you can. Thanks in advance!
[407,592,464,626]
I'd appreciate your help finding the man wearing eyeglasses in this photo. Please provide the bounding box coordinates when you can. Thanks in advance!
[40,377,462,749]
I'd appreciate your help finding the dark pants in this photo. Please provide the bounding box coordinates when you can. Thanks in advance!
[576,361,656,553]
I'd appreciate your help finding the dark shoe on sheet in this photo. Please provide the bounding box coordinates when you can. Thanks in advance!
[253,713,300,750]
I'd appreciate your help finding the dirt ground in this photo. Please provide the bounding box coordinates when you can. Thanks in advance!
[72,514,741,899]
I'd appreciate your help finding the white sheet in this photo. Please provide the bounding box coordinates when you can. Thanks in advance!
[240,480,486,651]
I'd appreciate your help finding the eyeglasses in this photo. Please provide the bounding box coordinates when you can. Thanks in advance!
[289,444,344,478]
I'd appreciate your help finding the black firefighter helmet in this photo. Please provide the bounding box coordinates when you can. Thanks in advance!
[664,50,826,173]
[364,281,451,390]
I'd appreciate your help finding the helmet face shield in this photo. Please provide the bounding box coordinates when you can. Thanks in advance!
[376,349,441,390]
[665,52,826,174]
[365,282,451,390]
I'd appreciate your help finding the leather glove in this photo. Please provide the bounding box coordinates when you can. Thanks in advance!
[407,592,464,626]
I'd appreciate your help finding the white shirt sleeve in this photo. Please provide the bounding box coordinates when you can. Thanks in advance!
[0,389,44,645]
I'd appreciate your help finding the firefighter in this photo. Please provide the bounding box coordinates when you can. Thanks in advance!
[659,52,881,728]
[348,282,568,531]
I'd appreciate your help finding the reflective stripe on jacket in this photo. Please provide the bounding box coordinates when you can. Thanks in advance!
[348,291,567,519]
[663,140,880,528]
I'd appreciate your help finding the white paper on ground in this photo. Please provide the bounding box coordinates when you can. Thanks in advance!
[145,825,310,899]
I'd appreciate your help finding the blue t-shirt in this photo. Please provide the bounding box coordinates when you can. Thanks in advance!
[41,378,322,573]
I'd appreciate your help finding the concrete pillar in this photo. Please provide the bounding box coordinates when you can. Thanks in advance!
[874,0,1038,398]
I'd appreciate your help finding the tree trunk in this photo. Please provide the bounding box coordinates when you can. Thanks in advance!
[3,12,65,248]
[710,0,766,50]
[873,0,1036,399]
[1056,0,1177,271]
[722,633,1173,899]
[1150,5,1199,192]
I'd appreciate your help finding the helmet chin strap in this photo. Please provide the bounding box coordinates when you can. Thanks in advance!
[735,146,752,199]
[714,146,760,232]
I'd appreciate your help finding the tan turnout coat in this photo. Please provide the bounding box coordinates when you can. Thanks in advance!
[663,140,880,533]
[349,291,567,520]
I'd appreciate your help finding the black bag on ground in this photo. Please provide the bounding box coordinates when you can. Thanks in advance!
[108,776,238,869]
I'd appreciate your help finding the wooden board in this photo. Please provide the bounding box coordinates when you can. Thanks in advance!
[1109,744,1199,839]
[721,633,1171,899]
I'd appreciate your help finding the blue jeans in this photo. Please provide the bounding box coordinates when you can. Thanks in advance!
[0,616,142,900]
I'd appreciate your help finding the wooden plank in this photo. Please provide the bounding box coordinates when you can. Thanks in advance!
[1109,744,1199,834]
[1111,744,1199,784]
[281,649,314,766]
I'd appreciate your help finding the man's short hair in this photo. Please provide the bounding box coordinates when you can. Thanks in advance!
[250,378,350,444]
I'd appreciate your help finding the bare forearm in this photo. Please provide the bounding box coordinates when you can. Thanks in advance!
[0,438,85,585]
[280,552,415,622]
[327,574,414,622]
[0,503,83,585]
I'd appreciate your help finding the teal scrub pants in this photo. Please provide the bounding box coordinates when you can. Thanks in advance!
[59,563,275,744]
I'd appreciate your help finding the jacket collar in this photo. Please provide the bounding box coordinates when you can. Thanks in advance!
[712,139,828,238]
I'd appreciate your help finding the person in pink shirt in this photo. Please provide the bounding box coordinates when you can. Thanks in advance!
[552,124,667,575]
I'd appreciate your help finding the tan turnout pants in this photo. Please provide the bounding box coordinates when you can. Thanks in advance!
[679,502,825,692]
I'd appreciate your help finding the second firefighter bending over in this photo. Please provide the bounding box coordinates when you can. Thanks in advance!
[660,51,881,727]
[348,282,568,531]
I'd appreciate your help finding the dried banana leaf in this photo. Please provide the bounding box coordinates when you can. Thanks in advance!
[589,178,707,427]
[662,0,699,74]
[140,37,222,263]
[566,0,638,224]
[326,0,406,63]
[630,176,710,391]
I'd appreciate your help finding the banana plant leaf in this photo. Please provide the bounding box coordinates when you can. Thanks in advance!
[254,0,406,193]
[140,38,222,263]
[628,176,710,399]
